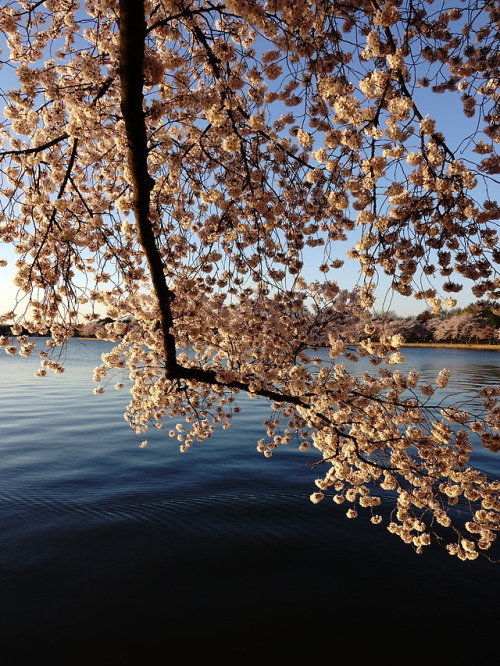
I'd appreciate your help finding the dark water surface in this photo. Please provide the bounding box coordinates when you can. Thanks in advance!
[1,340,499,658]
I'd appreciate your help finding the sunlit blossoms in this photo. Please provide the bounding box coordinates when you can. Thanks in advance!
[1,0,500,560]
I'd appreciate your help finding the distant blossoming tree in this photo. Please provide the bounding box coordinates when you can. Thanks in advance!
[429,312,488,343]
[1,0,500,560]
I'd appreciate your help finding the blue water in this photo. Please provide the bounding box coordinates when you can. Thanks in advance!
[1,339,499,658]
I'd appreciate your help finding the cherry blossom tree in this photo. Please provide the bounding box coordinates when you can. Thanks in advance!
[376,317,433,342]
[1,0,500,560]
[429,312,484,342]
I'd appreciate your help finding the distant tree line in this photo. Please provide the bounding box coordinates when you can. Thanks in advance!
[369,300,500,345]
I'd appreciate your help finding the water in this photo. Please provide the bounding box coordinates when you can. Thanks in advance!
[0,339,499,658]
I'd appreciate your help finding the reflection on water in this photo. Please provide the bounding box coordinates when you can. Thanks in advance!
[0,340,499,655]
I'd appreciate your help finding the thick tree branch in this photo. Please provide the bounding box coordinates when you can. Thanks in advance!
[118,0,177,378]
[176,362,310,406]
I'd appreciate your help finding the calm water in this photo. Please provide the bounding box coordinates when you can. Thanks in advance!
[1,339,499,657]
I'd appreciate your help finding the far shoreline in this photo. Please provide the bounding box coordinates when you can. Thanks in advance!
[75,336,500,351]
[401,342,500,350]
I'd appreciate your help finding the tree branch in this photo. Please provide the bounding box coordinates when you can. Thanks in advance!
[0,133,69,160]
[176,362,310,406]
[118,0,177,378]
